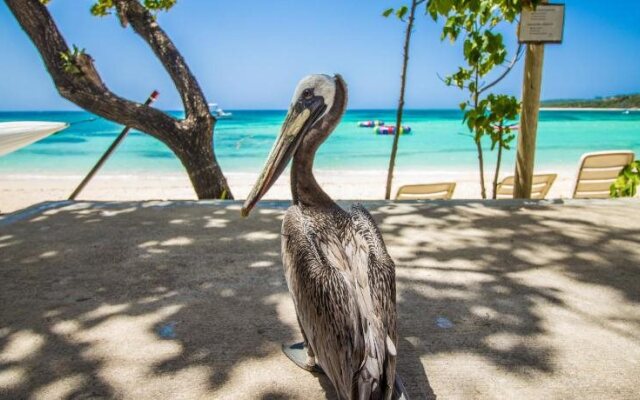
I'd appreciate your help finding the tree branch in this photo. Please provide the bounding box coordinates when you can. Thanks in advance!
[478,43,524,96]
[436,72,472,90]
[114,0,212,125]
[5,0,185,149]
[6,0,233,200]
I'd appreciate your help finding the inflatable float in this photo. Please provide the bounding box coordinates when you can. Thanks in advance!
[358,120,384,127]
[375,125,411,135]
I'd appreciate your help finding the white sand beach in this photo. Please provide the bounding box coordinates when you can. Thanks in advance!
[0,167,579,213]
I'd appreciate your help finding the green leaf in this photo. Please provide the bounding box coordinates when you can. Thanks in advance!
[382,8,395,17]
[143,0,177,11]
[396,6,409,20]
[91,0,114,16]
[91,0,176,17]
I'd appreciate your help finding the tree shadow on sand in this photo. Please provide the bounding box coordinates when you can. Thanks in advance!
[0,199,639,398]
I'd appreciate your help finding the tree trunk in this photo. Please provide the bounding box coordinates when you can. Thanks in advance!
[492,135,504,199]
[473,74,487,199]
[173,122,232,199]
[476,139,487,199]
[385,0,418,200]
[5,0,233,199]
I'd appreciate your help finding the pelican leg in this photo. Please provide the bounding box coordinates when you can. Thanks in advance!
[281,316,324,374]
[282,342,324,374]
[298,315,316,366]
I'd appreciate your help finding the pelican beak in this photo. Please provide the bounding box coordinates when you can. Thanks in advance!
[241,96,327,217]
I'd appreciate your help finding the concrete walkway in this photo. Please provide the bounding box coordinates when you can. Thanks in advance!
[1,200,639,399]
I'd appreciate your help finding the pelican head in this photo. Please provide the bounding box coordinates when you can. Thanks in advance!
[241,74,347,216]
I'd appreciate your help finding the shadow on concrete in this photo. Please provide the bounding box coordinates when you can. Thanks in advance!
[0,199,638,398]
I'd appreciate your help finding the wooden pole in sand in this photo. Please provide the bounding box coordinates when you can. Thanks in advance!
[513,1,546,199]
[68,90,159,200]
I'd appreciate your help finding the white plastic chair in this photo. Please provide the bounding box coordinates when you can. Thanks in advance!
[395,182,456,200]
[496,173,557,199]
[572,151,635,199]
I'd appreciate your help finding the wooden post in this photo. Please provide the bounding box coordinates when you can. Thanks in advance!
[69,90,159,200]
[514,1,546,199]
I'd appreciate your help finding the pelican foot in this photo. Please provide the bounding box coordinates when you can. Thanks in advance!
[394,390,410,400]
[282,342,324,374]
[393,375,410,400]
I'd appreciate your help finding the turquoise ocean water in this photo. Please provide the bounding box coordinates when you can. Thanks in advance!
[1,110,639,175]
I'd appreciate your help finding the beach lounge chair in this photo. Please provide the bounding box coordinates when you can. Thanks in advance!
[572,151,635,199]
[496,173,557,199]
[395,182,456,200]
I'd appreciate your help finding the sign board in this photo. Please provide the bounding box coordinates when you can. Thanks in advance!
[518,4,565,43]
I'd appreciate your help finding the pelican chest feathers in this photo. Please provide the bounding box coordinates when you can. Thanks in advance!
[242,74,407,400]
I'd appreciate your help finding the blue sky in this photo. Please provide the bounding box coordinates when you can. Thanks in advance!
[0,0,638,110]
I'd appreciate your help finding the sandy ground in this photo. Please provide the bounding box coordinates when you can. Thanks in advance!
[1,199,639,399]
[0,168,578,213]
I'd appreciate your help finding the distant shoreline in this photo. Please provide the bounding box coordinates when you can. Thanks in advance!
[540,107,639,112]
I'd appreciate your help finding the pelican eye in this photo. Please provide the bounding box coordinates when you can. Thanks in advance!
[302,89,313,100]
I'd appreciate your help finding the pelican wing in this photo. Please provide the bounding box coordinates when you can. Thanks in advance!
[282,205,397,399]
[350,204,398,399]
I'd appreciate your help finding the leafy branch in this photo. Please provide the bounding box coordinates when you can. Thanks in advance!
[610,161,640,198]
[59,45,86,75]
[40,0,177,13]
[91,0,176,16]
[383,0,425,20]
[427,0,535,198]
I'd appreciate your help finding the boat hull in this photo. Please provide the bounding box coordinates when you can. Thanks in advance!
[0,121,68,156]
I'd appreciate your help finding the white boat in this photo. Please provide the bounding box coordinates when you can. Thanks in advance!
[0,121,68,156]
[208,103,233,119]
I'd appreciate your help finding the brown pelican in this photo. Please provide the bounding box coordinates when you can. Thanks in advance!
[242,74,406,400]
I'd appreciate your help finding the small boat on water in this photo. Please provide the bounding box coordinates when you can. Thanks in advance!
[209,103,233,119]
[375,125,411,135]
[358,120,384,127]
[622,110,630,115]
[0,121,68,156]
